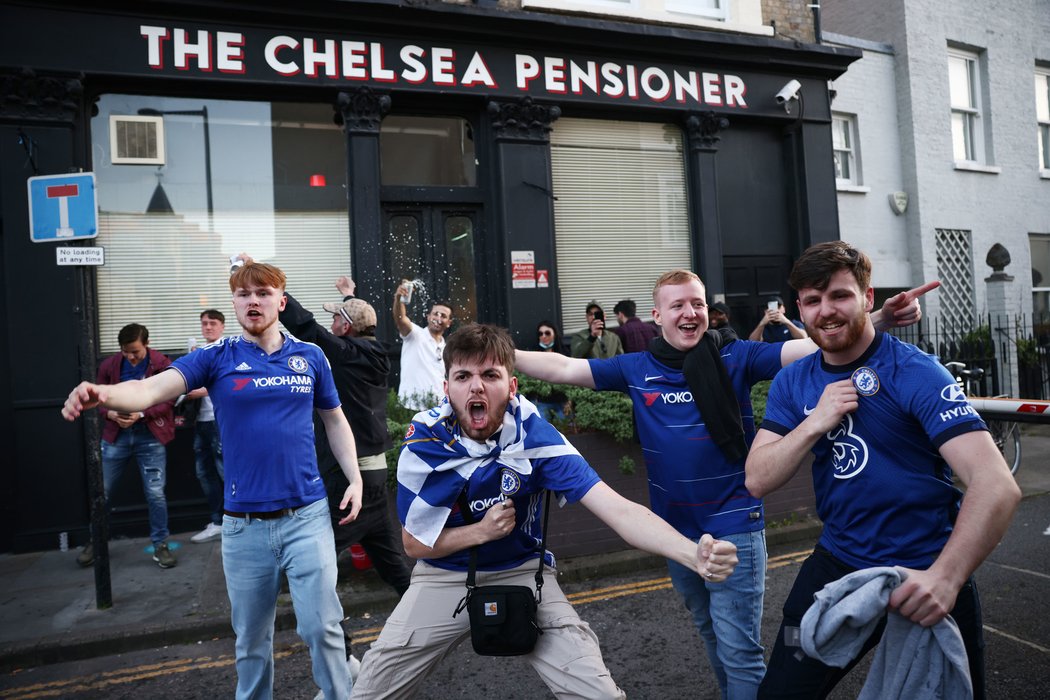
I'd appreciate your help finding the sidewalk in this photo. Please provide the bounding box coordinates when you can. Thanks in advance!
[3,425,1049,673]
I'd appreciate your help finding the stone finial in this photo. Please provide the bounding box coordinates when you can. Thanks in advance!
[986,243,1011,273]
[985,243,1013,282]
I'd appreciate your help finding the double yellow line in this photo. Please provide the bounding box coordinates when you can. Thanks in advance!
[1,550,813,698]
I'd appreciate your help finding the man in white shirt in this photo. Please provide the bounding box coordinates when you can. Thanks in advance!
[392,282,452,410]
[187,309,226,543]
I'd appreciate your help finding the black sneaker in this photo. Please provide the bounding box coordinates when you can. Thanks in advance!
[76,544,94,568]
[153,541,177,569]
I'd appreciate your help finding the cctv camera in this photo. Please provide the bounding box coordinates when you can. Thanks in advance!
[775,79,802,105]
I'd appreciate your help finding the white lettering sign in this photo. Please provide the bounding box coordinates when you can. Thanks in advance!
[56,247,104,266]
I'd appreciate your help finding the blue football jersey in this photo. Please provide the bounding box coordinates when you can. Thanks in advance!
[762,332,986,569]
[417,450,601,572]
[589,339,782,539]
[172,333,340,511]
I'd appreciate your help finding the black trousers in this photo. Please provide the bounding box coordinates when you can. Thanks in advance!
[324,466,413,597]
[759,545,985,699]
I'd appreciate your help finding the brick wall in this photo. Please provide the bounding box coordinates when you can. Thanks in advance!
[763,0,815,43]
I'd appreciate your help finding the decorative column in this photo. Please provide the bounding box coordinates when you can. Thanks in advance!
[984,243,1020,396]
[683,111,729,297]
[336,87,389,332]
[486,97,561,342]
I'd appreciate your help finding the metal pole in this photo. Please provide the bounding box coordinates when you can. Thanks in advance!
[201,106,213,229]
[77,261,111,609]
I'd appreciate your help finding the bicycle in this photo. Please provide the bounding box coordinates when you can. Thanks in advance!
[944,361,1022,475]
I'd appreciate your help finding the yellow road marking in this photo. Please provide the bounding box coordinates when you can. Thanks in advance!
[0,648,298,699]
[3,550,818,697]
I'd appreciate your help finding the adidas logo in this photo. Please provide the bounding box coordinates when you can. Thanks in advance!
[235,362,252,371]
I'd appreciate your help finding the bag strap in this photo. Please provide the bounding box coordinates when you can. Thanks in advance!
[455,488,552,601]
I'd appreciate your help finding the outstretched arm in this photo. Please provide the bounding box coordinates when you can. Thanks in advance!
[779,281,941,367]
[62,370,187,421]
[515,349,596,388]
[871,280,939,331]
[580,481,738,581]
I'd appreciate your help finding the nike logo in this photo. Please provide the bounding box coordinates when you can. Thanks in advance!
[644,374,664,382]
[803,405,815,415]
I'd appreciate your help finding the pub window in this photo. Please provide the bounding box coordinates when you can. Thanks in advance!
[380,116,477,187]
[550,118,691,335]
[91,96,351,354]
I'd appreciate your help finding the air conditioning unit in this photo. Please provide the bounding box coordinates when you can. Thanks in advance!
[110,115,165,165]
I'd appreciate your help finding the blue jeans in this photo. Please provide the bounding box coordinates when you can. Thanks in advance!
[193,420,224,525]
[100,424,169,545]
[222,497,349,700]
[667,529,767,700]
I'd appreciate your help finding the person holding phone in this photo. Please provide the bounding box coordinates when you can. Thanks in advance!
[749,296,808,343]
[569,302,623,359]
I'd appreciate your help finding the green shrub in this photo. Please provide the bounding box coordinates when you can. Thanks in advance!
[750,380,771,427]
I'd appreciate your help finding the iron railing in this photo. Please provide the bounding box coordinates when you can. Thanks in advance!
[890,312,1050,400]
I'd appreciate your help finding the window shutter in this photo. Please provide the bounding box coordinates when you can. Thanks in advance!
[550,118,691,333]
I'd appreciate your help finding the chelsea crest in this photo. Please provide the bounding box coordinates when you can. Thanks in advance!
[851,367,880,396]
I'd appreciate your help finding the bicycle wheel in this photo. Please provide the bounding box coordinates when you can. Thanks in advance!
[987,420,1022,475]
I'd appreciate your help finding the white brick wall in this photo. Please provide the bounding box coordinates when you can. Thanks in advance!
[824,0,1050,318]
[827,38,911,288]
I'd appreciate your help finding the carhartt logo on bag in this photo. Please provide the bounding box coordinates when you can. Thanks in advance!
[484,601,499,616]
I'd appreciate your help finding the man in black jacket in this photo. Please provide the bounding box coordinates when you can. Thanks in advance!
[279,274,413,597]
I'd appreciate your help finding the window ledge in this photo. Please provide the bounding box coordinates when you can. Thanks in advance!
[521,0,775,36]
[1040,170,1050,180]
[953,161,1002,175]
[836,185,871,194]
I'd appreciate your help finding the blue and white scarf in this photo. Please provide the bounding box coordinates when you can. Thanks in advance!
[397,394,579,548]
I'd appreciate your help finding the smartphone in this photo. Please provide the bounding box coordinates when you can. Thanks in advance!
[593,310,605,322]
[767,301,780,312]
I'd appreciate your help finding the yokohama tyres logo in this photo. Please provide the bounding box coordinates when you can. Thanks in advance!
[643,390,693,406]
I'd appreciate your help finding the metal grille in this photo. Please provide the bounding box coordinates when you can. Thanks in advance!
[935,228,976,324]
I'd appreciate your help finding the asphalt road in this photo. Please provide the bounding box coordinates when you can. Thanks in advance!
[2,493,1047,699]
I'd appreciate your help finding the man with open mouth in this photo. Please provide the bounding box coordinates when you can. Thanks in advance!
[351,323,739,699]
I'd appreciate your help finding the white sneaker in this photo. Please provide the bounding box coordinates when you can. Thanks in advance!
[191,522,222,543]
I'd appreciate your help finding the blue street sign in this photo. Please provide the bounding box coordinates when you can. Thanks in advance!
[27,173,99,242]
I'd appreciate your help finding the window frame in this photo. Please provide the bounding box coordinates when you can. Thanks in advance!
[948,48,985,165]
[832,113,859,188]
[1036,67,1050,172]
[1031,233,1050,319]
[522,0,744,31]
